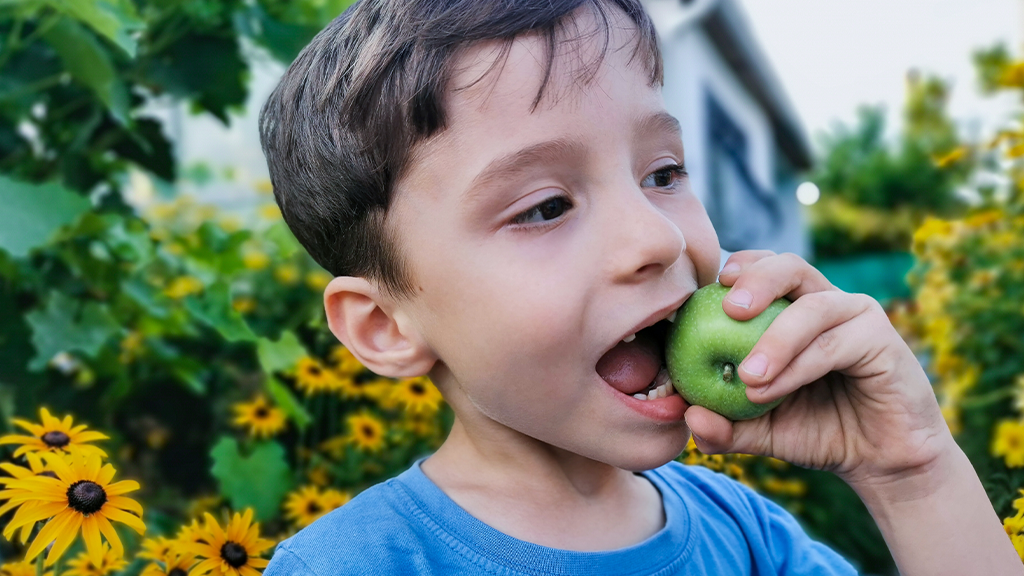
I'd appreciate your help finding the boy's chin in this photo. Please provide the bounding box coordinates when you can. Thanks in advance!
[589,429,692,473]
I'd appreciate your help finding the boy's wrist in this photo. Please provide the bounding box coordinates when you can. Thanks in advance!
[841,434,963,507]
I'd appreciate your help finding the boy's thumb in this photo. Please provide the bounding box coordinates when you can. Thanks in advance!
[684,406,772,457]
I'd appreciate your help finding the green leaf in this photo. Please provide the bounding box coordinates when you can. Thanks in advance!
[0,176,91,258]
[42,17,130,125]
[46,0,144,57]
[25,291,120,371]
[210,437,291,521]
[184,282,256,342]
[143,33,247,124]
[266,375,311,429]
[256,330,306,373]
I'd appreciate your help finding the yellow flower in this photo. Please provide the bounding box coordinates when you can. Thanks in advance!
[306,465,330,487]
[140,551,196,576]
[761,476,808,498]
[64,545,127,576]
[0,408,108,458]
[329,346,364,378]
[964,209,1004,229]
[165,276,204,299]
[138,536,177,563]
[1004,511,1024,537]
[258,204,281,220]
[345,411,386,452]
[390,377,444,415]
[336,375,385,401]
[184,509,274,576]
[305,270,333,291]
[231,395,286,439]
[1013,533,1024,562]
[120,331,145,364]
[293,357,338,395]
[242,250,270,271]
[274,264,299,285]
[993,420,1024,467]
[0,452,145,566]
[932,146,967,168]
[0,560,52,576]
[282,486,350,528]
[232,297,256,314]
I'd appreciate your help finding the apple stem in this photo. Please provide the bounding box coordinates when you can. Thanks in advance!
[722,363,735,383]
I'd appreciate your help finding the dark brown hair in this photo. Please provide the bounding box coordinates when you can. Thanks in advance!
[259,0,662,300]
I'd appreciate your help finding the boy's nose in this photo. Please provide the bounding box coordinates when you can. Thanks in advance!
[602,186,685,283]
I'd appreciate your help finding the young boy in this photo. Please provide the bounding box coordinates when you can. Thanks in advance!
[258,1,1019,574]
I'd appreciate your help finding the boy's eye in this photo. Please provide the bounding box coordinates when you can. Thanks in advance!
[641,164,687,189]
[510,196,573,226]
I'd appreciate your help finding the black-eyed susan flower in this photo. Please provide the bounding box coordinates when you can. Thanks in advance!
[231,396,286,439]
[0,408,108,458]
[329,346,364,378]
[0,560,52,576]
[293,357,338,396]
[345,411,385,452]
[138,536,176,563]
[174,518,208,550]
[282,486,350,528]
[1,452,145,566]
[63,545,127,576]
[185,509,274,576]
[140,551,197,576]
[336,375,383,401]
[390,377,444,415]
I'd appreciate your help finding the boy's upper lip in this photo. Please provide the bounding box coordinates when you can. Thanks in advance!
[597,293,692,362]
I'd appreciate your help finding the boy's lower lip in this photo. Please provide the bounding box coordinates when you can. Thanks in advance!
[598,374,688,422]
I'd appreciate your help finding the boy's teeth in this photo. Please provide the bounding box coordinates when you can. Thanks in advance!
[667,310,677,323]
[622,333,636,343]
[631,368,676,401]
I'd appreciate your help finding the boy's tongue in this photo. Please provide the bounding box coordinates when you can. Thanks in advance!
[596,331,661,395]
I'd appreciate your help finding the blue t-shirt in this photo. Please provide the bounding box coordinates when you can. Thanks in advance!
[265,460,858,575]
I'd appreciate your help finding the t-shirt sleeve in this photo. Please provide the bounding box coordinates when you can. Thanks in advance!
[677,464,859,575]
[263,545,318,576]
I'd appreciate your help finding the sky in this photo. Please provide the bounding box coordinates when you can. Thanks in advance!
[736,0,1022,150]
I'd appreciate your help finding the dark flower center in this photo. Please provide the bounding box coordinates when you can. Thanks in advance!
[67,480,107,514]
[254,407,269,418]
[306,501,322,515]
[168,569,187,576]
[410,383,425,396]
[308,366,321,377]
[220,542,248,568]
[361,425,375,439]
[41,431,70,448]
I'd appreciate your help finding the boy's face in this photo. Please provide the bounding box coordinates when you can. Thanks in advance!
[387,10,721,471]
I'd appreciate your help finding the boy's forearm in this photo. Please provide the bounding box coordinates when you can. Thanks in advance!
[847,441,1022,576]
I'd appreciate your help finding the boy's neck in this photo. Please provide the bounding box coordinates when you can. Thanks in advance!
[420,417,666,551]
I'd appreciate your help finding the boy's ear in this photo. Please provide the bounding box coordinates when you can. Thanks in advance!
[323,276,436,378]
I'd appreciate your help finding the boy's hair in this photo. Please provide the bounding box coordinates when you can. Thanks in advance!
[259,0,662,300]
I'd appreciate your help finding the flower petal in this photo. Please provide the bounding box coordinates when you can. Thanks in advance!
[45,511,83,566]
[4,500,66,536]
[96,514,124,559]
[82,516,104,567]
[105,479,140,497]
[24,509,73,563]
[103,506,146,534]
[107,495,143,515]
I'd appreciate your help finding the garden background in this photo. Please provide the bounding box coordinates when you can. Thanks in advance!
[0,1,1022,576]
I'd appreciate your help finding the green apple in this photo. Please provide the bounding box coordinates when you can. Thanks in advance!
[665,282,790,421]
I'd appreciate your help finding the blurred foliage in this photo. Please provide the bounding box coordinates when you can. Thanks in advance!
[809,73,971,259]
[897,42,1024,564]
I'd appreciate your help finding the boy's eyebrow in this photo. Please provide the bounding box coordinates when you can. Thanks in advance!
[464,111,682,202]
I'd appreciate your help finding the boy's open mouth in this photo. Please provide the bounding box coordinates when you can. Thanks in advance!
[596,317,677,401]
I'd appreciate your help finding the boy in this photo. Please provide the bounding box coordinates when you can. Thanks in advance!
[258,0,1019,574]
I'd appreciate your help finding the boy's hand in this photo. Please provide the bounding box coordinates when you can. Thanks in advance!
[682,250,953,490]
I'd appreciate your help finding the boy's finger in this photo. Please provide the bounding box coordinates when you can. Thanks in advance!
[717,250,777,285]
[737,291,878,390]
[744,307,887,404]
[684,405,772,457]
[723,253,836,321]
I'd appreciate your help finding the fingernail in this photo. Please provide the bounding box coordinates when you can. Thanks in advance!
[720,263,740,275]
[741,353,768,378]
[727,288,752,309]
